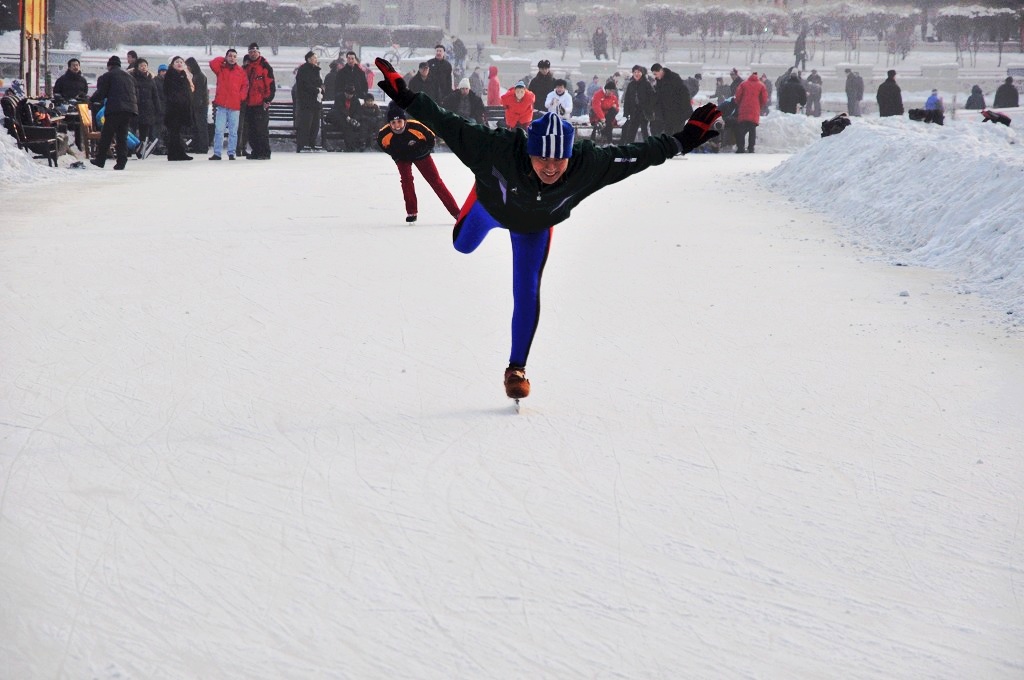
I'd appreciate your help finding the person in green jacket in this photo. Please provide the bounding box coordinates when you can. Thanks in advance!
[375,57,722,402]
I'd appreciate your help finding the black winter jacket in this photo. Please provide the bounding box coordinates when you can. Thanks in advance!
[528,72,555,112]
[90,66,139,115]
[163,69,194,126]
[778,76,808,114]
[132,70,162,125]
[623,76,655,121]
[53,70,88,100]
[376,118,436,161]
[405,92,679,233]
[442,89,485,124]
[294,62,324,108]
[993,82,1019,108]
[876,77,904,117]
[185,57,209,128]
[653,68,691,133]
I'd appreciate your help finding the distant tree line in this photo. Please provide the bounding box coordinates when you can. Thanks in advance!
[539,3,1023,66]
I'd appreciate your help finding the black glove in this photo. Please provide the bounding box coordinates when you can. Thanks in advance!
[672,103,722,154]
[375,57,416,108]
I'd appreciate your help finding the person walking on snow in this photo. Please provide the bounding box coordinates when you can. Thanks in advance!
[376,102,461,224]
[374,57,722,402]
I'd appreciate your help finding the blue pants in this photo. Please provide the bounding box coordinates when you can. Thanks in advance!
[213,106,240,157]
[453,188,552,368]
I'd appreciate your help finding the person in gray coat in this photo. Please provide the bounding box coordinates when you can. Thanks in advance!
[89,55,139,169]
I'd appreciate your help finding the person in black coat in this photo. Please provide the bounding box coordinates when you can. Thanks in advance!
[442,77,485,124]
[876,69,904,118]
[331,51,367,100]
[53,58,89,100]
[777,74,808,114]
[965,84,986,110]
[993,77,1019,108]
[592,28,609,60]
[293,50,324,151]
[426,45,454,101]
[88,55,139,169]
[163,56,195,160]
[131,59,162,146]
[650,63,691,135]
[185,57,209,153]
[620,64,655,143]
[528,59,555,112]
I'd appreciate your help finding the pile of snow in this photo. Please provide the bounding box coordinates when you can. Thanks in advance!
[763,112,1023,314]
[0,129,69,185]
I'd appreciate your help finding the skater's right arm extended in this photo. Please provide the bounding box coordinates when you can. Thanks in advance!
[376,58,515,170]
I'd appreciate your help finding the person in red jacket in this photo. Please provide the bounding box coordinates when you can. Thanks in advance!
[376,102,461,223]
[208,48,249,160]
[500,80,535,129]
[242,42,276,160]
[590,80,619,143]
[733,71,768,153]
[486,65,501,106]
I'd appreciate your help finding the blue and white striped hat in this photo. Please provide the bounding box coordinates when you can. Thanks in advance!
[526,112,575,159]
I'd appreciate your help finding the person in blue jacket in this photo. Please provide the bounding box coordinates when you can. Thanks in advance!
[375,57,721,401]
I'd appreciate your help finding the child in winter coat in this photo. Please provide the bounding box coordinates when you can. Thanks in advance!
[375,57,721,402]
[500,80,535,129]
[376,102,461,223]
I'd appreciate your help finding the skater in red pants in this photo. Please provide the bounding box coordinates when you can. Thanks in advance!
[376,102,460,223]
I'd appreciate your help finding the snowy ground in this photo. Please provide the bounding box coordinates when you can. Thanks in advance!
[3,34,1024,680]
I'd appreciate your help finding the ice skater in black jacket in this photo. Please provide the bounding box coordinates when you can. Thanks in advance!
[375,58,721,401]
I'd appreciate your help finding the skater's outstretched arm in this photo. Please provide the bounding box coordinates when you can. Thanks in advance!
[376,58,518,170]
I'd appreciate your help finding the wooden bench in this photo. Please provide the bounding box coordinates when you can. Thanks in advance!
[266,101,297,140]
[1,94,69,167]
[265,99,380,149]
[483,105,506,129]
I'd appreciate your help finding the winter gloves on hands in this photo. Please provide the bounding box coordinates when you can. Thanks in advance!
[375,57,417,109]
[672,103,722,155]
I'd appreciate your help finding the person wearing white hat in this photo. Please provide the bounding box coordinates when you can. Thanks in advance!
[442,76,485,123]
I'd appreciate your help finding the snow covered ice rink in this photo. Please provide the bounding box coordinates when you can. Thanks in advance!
[2,107,1024,678]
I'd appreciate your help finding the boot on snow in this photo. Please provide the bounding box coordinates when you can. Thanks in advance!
[504,365,530,399]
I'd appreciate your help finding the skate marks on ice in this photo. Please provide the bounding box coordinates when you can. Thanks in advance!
[2,152,1023,678]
